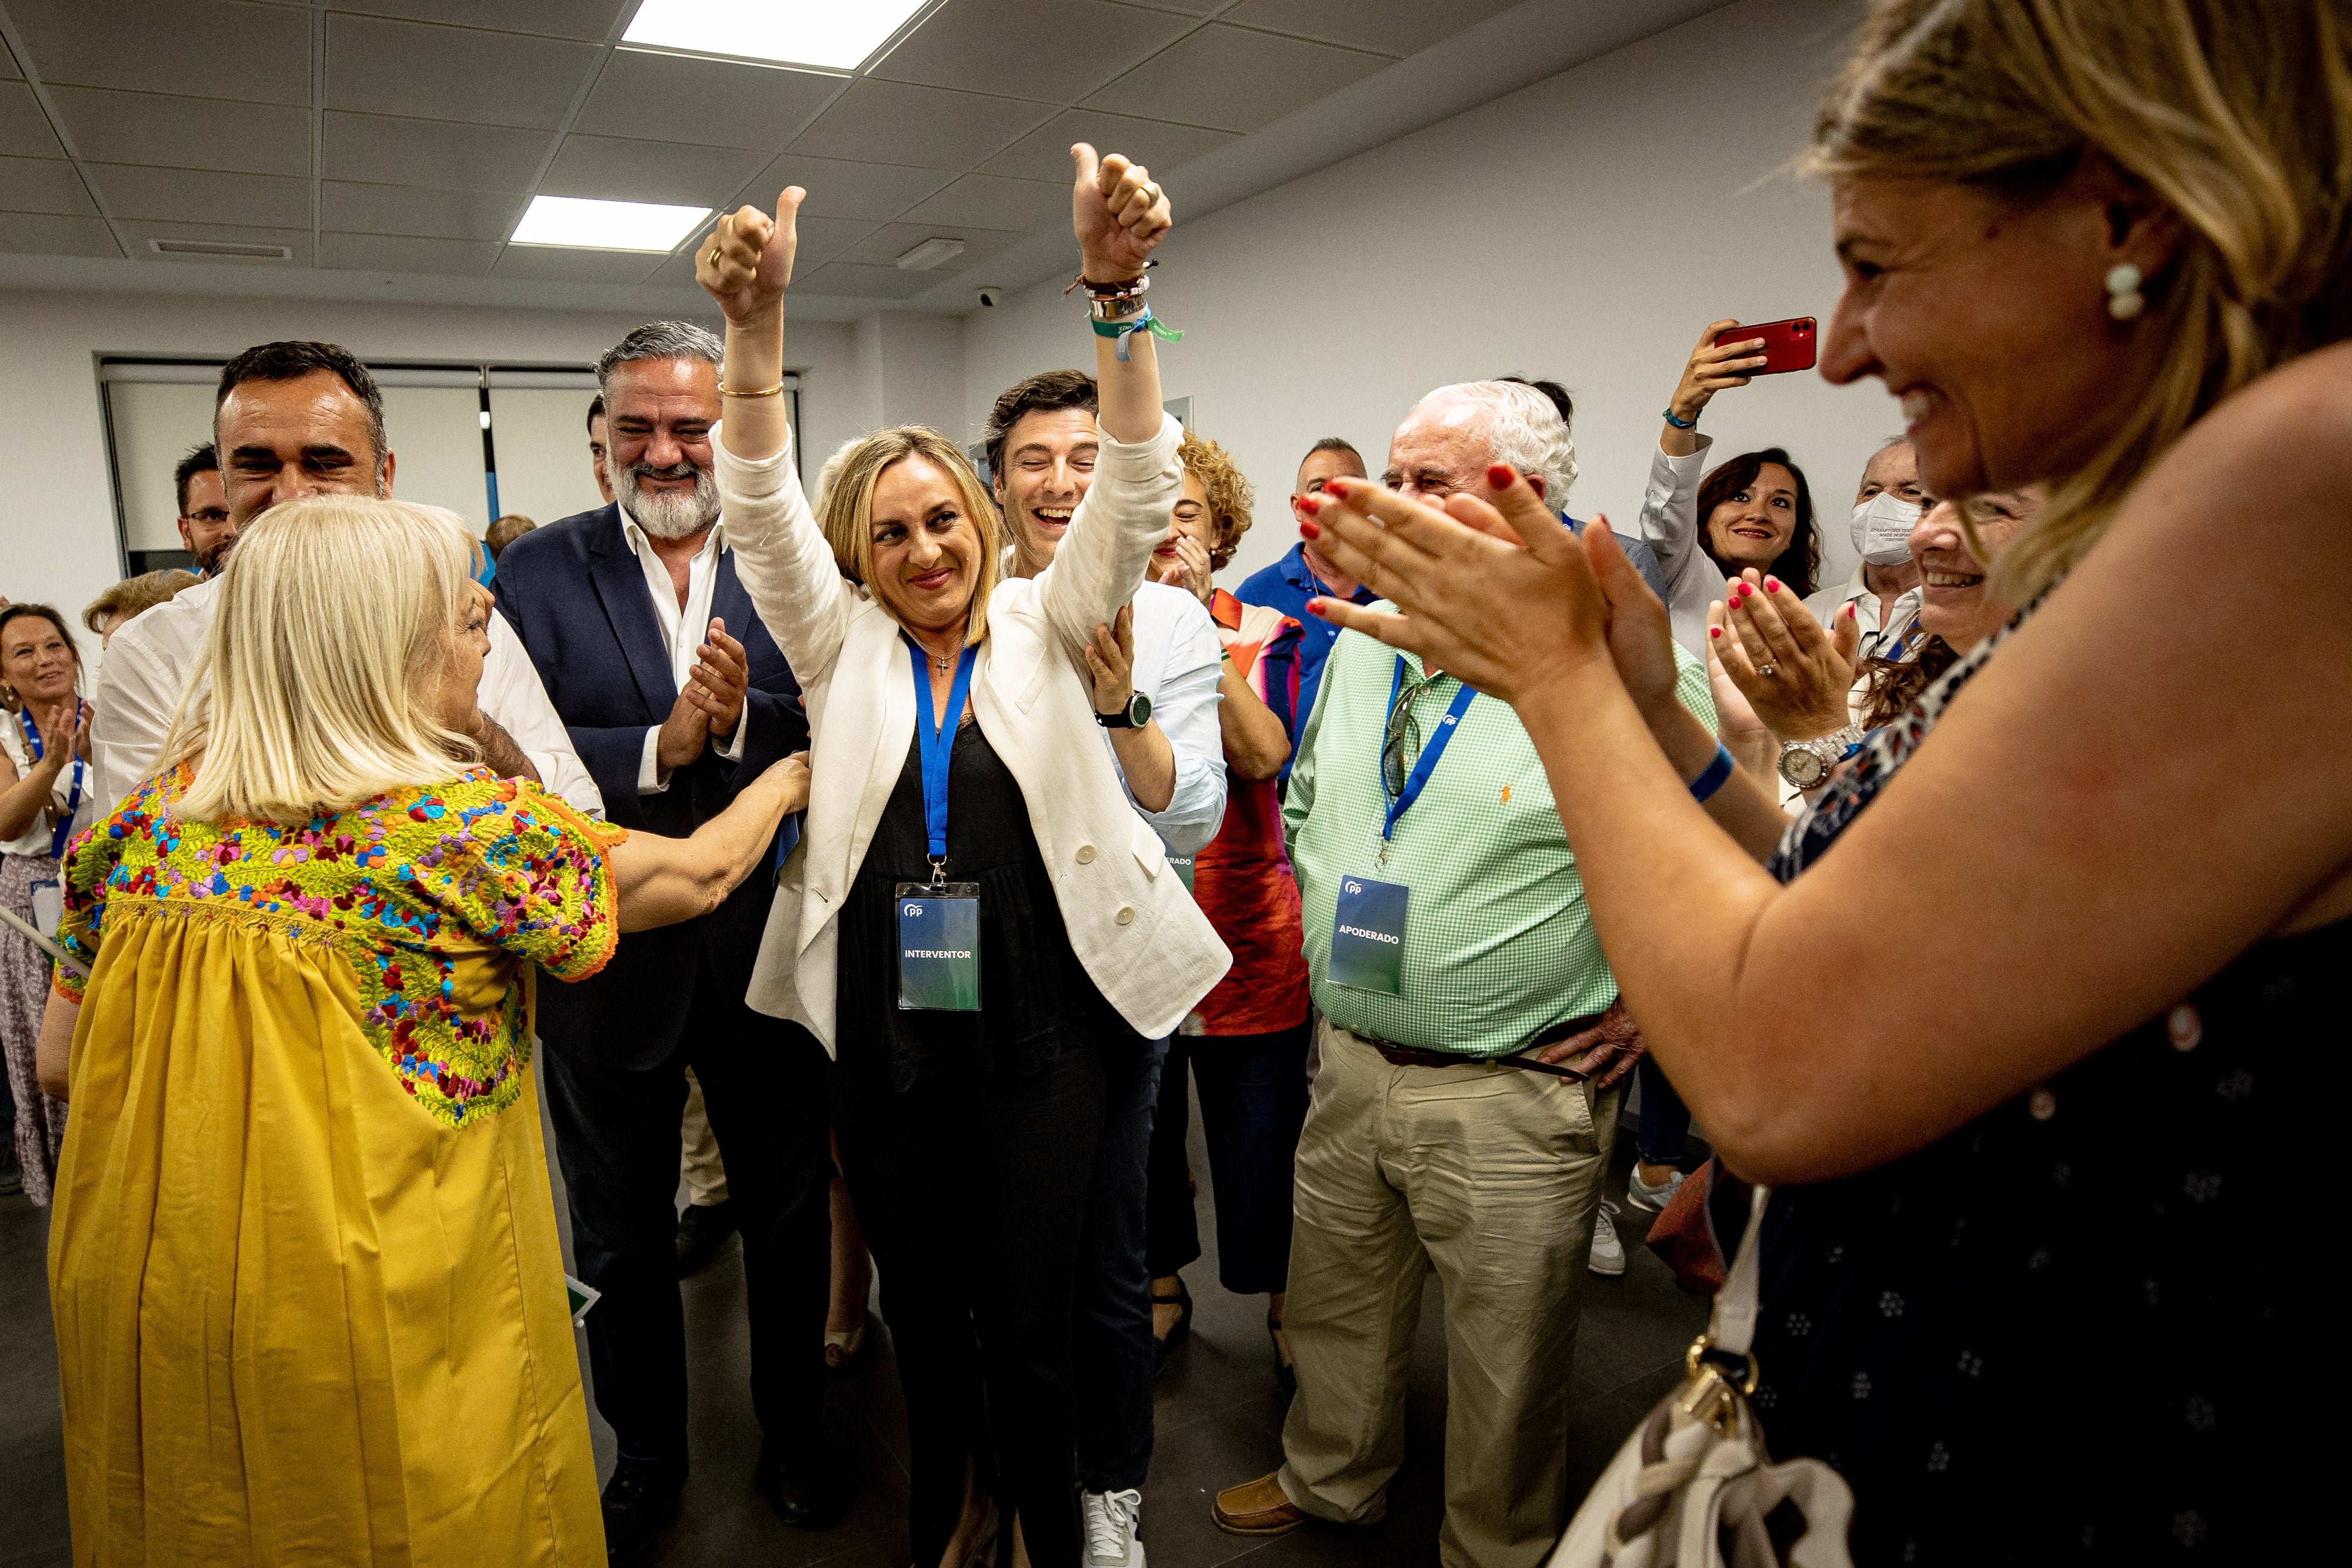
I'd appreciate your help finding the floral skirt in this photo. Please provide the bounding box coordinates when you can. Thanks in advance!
[0,851,66,1205]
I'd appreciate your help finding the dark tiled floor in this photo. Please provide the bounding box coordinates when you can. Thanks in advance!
[0,1086,1706,1567]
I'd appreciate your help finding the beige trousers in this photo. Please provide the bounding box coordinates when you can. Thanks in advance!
[680,1066,729,1206]
[1278,1019,1619,1568]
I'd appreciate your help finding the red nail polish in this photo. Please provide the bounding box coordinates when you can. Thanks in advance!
[1299,519,1321,539]
[1709,626,1722,639]
[1486,463,1515,489]
[1299,496,1320,516]
[1324,477,1348,498]
[1765,579,1779,594]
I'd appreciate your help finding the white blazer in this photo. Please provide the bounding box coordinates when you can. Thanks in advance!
[714,412,1232,1053]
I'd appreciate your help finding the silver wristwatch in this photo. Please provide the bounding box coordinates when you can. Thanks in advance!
[1776,723,1867,789]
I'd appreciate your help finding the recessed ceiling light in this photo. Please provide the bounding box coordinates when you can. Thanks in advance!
[894,236,964,270]
[509,195,712,253]
[622,0,933,72]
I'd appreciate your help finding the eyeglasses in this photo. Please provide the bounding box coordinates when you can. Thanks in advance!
[1381,672,1433,799]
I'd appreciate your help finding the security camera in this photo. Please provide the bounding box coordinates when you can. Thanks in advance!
[977,286,1004,308]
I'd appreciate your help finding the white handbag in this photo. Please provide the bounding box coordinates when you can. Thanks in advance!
[1549,1185,1854,1568]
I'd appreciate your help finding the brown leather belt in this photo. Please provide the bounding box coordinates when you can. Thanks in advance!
[1356,1009,1607,1082]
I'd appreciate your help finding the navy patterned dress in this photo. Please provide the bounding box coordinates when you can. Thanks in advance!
[1752,621,2322,1563]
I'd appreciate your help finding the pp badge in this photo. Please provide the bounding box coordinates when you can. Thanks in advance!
[1329,874,1408,995]
[897,882,981,1011]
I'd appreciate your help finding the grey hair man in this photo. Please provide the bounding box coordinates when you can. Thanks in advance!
[1383,381,1670,601]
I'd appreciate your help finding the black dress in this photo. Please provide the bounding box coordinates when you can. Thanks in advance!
[1754,620,2323,1563]
[836,718,1124,1092]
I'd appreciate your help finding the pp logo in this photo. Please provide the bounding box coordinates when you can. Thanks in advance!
[1342,880,1362,895]
[903,903,924,917]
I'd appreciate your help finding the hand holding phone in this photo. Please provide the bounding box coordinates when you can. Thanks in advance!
[1713,316,1817,376]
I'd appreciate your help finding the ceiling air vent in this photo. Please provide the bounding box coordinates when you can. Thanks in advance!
[149,238,294,260]
[894,236,965,270]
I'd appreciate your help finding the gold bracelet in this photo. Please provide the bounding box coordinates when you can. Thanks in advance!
[718,381,784,398]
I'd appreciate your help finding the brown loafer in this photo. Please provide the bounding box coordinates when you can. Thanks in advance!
[1213,1472,1310,1537]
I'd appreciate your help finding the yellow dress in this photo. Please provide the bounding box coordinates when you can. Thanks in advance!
[46,765,623,1566]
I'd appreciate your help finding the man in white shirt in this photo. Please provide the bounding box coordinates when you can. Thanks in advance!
[985,367,1225,1568]
[1803,436,1929,660]
[492,321,836,1557]
[89,340,600,816]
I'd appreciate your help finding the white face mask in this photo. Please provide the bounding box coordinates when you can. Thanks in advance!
[1850,491,1922,566]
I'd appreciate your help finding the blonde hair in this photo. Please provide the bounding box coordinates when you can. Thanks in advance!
[1810,0,2352,603]
[82,569,198,636]
[168,496,483,823]
[1177,432,1255,570]
[815,426,1003,647]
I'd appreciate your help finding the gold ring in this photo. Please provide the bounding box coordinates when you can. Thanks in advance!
[706,246,722,266]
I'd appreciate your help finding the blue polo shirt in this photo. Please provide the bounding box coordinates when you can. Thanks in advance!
[1236,543,1373,780]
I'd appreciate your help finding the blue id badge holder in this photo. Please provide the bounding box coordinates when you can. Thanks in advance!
[1329,664,1475,997]
[898,640,983,1012]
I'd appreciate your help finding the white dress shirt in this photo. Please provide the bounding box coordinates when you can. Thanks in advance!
[90,574,604,817]
[1635,436,1733,656]
[620,513,747,794]
[1804,564,1923,663]
[1107,580,1227,857]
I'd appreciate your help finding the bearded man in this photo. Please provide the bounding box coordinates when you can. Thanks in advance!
[493,320,840,1557]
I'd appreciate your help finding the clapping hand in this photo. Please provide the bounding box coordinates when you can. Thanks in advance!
[1073,143,1171,283]
[1707,574,1859,741]
[684,618,749,739]
[697,187,803,325]
[1152,533,1215,603]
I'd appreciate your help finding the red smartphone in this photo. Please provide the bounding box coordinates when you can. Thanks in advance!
[1714,316,1818,375]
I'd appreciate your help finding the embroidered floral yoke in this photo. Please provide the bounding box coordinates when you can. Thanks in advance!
[46,767,623,1566]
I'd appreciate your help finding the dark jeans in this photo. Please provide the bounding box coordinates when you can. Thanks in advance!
[832,1045,1105,1568]
[1635,1055,1690,1168]
[1074,1032,1167,1495]
[541,949,833,1469]
[1144,1022,1312,1295]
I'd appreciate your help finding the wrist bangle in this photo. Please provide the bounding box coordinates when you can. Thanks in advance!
[720,381,784,398]
[1686,741,1735,803]
[1662,407,1697,429]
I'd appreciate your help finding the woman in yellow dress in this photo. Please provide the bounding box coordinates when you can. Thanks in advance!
[32,496,809,1566]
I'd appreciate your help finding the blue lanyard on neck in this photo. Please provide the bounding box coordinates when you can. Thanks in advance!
[1381,657,1476,842]
[909,639,978,881]
[18,710,83,862]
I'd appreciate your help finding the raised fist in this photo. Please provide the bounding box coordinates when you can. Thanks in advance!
[1072,143,1171,284]
[697,186,803,325]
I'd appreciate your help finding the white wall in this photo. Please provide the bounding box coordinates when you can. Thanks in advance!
[0,289,866,662]
[961,0,1886,594]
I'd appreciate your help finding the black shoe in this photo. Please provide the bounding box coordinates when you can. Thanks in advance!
[1268,1313,1297,1406]
[673,1199,737,1278]
[601,1454,686,1566]
[1150,1276,1193,1383]
[754,1441,845,1531]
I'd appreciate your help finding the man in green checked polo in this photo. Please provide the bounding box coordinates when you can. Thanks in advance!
[1211,380,1720,1568]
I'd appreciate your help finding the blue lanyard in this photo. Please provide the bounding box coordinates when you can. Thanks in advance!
[1381,657,1476,842]
[19,711,83,863]
[908,639,978,879]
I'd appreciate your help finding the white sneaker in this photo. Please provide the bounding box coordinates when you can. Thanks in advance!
[1626,1166,1686,1213]
[1588,1199,1626,1276]
[1083,1487,1146,1568]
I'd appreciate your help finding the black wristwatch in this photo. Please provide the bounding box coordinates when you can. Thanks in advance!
[1097,691,1152,730]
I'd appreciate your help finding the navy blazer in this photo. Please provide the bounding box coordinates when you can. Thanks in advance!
[494,503,807,1069]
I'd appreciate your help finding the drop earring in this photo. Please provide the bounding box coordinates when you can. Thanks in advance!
[2105,263,2145,321]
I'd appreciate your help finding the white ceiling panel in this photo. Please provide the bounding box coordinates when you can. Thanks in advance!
[574,49,843,151]
[321,232,503,274]
[978,106,1235,183]
[743,152,948,222]
[44,86,310,177]
[322,112,556,193]
[492,245,671,284]
[1,212,120,256]
[122,220,315,266]
[541,134,770,208]
[868,0,1194,103]
[1225,0,1525,57]
[0,152,93,215]
[5,0,310,105]
[329,2,629,42]
[840,220,1033,270]
[1085,23,1387,133]
[636,210,873,288]
[88,164,312,228]
[793,261,942,300]
[0,82,64,159]
[787,79,1051,172]
[322,180,530,240]
[325,14,604,129]
[900,172,1065,232]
